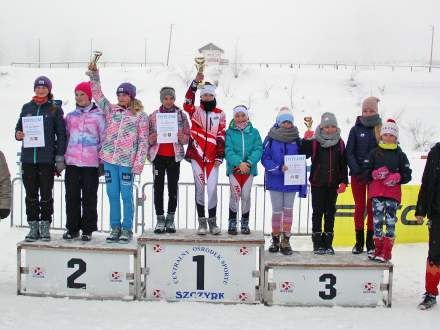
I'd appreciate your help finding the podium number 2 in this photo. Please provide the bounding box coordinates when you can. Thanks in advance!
[67,258,87,289]
[192,255,205,290]
[319,273,336,300]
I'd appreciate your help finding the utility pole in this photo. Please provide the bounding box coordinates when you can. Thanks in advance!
[429,25,435,73]
[38,38,41,68]
[166,24,173,66]
[144,38,147,67]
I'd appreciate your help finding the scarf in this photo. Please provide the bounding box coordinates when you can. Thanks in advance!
[314,125,341,148]
[32,96,48,105]
[268,125,299,143]
[360,114,381,128]
[379,143,398,150]
[201,99,216,112]
[235,118,249,131]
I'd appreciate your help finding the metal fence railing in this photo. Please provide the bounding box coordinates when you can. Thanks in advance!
[10,177,313,236]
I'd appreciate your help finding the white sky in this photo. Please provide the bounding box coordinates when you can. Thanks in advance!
[1,0,439,65]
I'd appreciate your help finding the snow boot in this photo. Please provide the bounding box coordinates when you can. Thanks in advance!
[39,220,51,242]
[228,219,238,235]
[165,213,176,233]
[269,233,280,253]
[418,293,437,310]
[240,218,251,235]
[106,227,121,243]
[154,215,166,234]
[197,217,208,235]
[376,236,394,262]
[25,221,40,242]
[369,236,384,260]
[81,232,92,241]
[323,232,335,255]
[352,230,364,254]
[119,228,133,244]
[208,217,221,235]
[312,232,325,255]
[366,230,375,256]
[63,230,79,240]
[280,233,293,255]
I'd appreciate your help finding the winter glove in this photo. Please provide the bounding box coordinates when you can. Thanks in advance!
[0,209,10,219]
[55,156,66,175]
[383,173,401,187]
[372,166,389,181]
[337,183,347,194]
[98,164,105,177]
[303,131,314,140]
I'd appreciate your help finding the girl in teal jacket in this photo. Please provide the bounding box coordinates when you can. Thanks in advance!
[225,105,263,235]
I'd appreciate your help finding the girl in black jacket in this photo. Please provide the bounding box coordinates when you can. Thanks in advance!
[303,112,348,255]
[15,76,67,242]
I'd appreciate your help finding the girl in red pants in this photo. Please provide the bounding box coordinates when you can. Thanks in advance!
[346,96,382,255]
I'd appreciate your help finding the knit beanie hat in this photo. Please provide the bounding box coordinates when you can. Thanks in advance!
[200,84,216,97]
[276,107,294,126]
[75,82,92,100]
[233,105,249,117]
[362,96,380,113]
[34,76,52,93]
[380,119,399,140]
[116,83,136,99]
[160,86,176,103]
[320,112,338,128]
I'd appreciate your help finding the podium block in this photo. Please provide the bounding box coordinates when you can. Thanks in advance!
[17,235,140,300]
[263,251,393,307]
[138,230,265,303]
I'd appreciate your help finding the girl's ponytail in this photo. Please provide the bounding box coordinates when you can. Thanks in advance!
[129,98,144,115]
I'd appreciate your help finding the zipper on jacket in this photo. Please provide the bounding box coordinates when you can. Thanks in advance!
[328,147,333,186]
[202,112,208,163]
[33,105,41,164]
[241,129,245,160]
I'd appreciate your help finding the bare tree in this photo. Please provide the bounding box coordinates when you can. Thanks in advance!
[222,83,232,98]
[406,120,436,151]
[232,40,243,79]
[263,83,275,99]
[176,65,194,86]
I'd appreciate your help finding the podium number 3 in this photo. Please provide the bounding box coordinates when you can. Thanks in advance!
[192,255,205,290]
[319,273,336,300]
[67,258,87,289]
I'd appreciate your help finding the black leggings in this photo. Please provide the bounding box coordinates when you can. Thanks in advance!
[311,185,338,233]
[153,156,180,216]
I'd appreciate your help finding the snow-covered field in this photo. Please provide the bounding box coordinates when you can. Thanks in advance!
[1,65,439,329]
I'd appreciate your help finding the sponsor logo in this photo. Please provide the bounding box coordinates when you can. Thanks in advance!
[153,289,161,298]
[280,281,294,293]
[175,291,225,301]
[110,271,123,282]
[239,292,249,302]
[239,246,249,256]
[31,266,45,278]
[153,244,163,253]
[362,282,377,294]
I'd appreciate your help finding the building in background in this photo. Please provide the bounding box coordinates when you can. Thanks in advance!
[198,43,229,65]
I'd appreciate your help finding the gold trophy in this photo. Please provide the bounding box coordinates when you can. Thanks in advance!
[194,57,206,89]
[89,50,103,70]
[304,116,313,131]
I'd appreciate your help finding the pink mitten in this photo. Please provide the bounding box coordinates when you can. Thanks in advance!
[304,131,314,140]
[372,166,389,180]
[383,173,401,187]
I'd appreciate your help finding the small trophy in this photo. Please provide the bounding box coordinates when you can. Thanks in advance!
[89,50,103,70]
[194,57,206,89]
[304,116,313,131]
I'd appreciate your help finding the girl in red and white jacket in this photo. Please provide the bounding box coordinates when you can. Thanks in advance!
[364,119,412,262]
[184,73,226,235]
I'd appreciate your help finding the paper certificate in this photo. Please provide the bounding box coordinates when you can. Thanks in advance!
[284,155,306,185]
[156,113,178,144]
[22,116,45,148]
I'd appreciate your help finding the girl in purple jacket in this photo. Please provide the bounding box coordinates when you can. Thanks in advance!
[261,107,307,255]
[63,82,105,241]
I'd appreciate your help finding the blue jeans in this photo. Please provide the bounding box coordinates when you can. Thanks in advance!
[372,197,399,238]
[104,162,134,230]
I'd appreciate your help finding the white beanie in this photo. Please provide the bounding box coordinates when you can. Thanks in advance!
[200,84,216,97]
[233,105,249,117]
[380,119,399,140]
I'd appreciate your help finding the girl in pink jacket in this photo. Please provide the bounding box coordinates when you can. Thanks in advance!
[63,82,105,241]
[87,63,149,243]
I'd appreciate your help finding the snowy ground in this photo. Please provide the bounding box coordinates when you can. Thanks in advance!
[0,221,438,330]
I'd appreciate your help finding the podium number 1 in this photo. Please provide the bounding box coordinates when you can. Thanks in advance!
[192,255,205,290]
[67,258,87,289]
[319,273,337,300]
